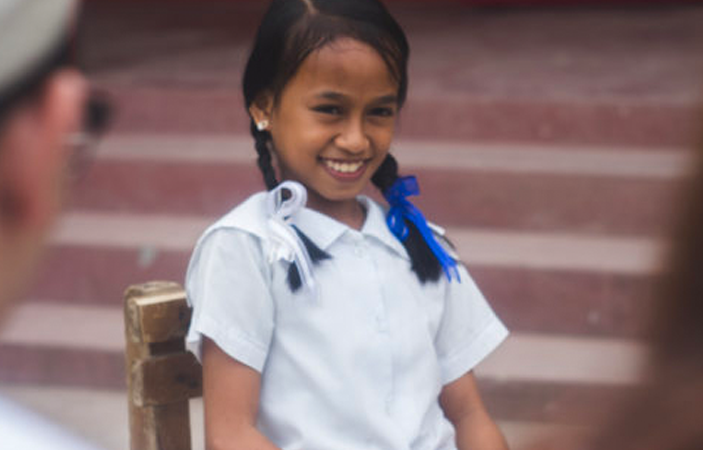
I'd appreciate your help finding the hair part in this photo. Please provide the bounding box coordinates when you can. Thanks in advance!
[300,0,319,14]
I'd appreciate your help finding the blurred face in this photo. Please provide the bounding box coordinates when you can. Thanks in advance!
[0,68,87,316]
[252,38,399,220]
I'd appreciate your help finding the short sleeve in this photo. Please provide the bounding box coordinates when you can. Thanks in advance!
[435,264,508,384]
[185,227,275,373]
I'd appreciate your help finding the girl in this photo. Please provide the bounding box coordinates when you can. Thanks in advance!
[185,0,509,449]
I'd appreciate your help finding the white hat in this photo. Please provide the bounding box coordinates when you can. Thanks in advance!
[0,0,78,95]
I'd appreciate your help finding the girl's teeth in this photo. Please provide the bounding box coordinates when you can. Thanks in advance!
[325,160,363,173]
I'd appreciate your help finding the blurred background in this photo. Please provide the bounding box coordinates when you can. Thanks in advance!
[1,0,703,448]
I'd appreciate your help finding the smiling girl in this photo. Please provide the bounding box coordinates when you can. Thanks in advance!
[185,1,509,449]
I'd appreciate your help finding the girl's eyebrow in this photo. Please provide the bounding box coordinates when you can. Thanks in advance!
[314,91,398,104]
[315,91,345,101]
[374,94,399,104]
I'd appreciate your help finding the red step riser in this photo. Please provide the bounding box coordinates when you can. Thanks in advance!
[0,343,638,427]
[70,160,683,236]
[28,246,655,339]
[479,378,638,425]
[101,86,701,147]
[474,266,657,338]
[0,345,124,390]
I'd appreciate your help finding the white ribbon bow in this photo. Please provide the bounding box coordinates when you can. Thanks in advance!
[266,181,316,295]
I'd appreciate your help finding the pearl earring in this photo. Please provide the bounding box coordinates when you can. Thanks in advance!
[256,120,269,131]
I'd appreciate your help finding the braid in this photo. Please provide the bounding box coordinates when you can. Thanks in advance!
[372,154,443,283]
[252,123,279,191]
[250,121,331,291]
[371,153,399,192]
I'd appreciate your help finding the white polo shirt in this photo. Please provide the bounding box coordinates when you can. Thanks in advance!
[186,191,508,450]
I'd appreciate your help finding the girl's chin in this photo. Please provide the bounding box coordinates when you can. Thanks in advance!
[307,189,364,206]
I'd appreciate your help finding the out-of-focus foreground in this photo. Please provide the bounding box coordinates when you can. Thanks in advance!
[1,2,703,449]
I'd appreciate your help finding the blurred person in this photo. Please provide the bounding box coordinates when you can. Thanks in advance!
[0,0,109,448]
[580,128,703,450]
[534,120,703,450]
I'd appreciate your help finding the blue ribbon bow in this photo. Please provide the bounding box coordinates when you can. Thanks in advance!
[384,176,460,282]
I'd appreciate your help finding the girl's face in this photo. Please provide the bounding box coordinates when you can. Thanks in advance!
[252,38,399,216]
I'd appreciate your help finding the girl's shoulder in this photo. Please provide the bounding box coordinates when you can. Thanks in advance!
[186,191,274,283]
[197,191,270,247]
[426,221,461,261]
[185,192,277,297]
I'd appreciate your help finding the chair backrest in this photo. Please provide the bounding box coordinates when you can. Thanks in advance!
[124,281,202,450]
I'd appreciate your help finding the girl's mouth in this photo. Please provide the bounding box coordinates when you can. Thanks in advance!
[320,158,366,178]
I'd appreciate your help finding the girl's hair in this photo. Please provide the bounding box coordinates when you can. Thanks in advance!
[242,0,443,290]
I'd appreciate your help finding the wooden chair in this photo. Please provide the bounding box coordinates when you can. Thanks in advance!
[124,281,202,450]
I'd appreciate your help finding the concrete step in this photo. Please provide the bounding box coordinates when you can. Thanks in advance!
[98,85,702,146]
[0,382,593,450]
[27,246,655,339]
[20,209,662,336]
[80,3,703,146]
[0,301,648,429]
[71,134,689,236]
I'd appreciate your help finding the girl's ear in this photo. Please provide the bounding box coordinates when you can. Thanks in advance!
[248,92,274,128]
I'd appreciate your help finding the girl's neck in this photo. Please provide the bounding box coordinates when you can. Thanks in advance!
[305,192,366,231]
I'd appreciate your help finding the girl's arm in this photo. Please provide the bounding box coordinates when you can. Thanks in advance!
[440,371,509,450]
[202,337,280,450]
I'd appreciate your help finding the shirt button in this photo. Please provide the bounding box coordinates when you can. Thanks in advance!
[354,246,363,257]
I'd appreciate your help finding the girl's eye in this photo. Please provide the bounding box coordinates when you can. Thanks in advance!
[312,105,343,115]
[370,107,396,118]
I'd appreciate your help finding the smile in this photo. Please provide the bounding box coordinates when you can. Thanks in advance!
[321,158,366,175]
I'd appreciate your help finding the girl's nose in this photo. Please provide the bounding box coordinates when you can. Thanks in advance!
[335,120,370,154]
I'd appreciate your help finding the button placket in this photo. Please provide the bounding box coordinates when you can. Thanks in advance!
[348,232,365,258]
[375,309,388,333]
[361,235,394,418]
[385,393,393,414]
[354,245,364,258]
[375,278,394,416]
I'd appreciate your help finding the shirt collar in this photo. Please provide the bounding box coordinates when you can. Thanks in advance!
[291,196,409,261]
[292,205,348,250]
[359,196,410,260]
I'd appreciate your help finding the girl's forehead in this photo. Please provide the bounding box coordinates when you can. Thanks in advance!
[291,38,398,95]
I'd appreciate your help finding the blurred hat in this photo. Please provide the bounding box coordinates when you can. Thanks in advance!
[0,0,77,95]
